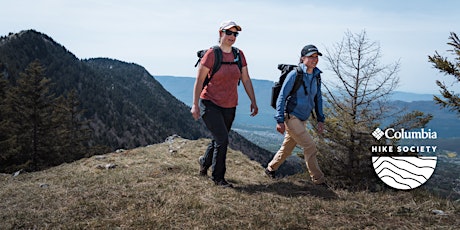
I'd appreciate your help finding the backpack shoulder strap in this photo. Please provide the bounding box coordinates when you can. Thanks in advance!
[210,46,222,77]
[232,47,242,85]
[313,71,322,99]
[231,47,242,72]
[312,71,322,120]
[201,46,222,89]
[316,70,322,87]
[289,66,304,96]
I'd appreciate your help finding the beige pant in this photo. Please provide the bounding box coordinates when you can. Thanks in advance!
[268,114,325,184]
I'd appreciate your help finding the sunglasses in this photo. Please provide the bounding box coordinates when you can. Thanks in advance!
[222,29,239,37]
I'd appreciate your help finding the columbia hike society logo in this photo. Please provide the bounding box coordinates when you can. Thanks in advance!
[371,128,437,190]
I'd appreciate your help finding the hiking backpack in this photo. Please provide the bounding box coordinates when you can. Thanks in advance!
[270,64,322,115]
[270,64,304,109]
[195,45,242,88]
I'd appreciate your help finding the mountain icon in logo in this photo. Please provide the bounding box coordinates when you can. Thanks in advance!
[372,156,437,190]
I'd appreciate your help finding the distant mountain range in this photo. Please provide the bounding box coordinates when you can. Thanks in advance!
[155,75,439,103]
[0,30,303,175]
[155,75,460,153]
[388,91,438,102]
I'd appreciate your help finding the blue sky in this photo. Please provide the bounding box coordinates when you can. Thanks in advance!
[1,0,459,94]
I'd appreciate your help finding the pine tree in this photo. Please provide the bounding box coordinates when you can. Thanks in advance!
[52,89,91,162]
[0,72,7,142]
[428,32,460,115]
[6,60,56,171]
[1,60,92,172]
[1,71,25,172]
[0,72,20,172]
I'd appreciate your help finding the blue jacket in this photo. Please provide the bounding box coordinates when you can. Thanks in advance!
[274,63,325,123]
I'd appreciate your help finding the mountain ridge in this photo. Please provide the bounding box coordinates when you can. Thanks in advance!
[0,29,303,176]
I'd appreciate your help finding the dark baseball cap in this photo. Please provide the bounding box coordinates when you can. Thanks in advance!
[301,45,322,57]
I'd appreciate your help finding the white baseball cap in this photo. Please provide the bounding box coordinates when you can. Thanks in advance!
[219,20,242,31]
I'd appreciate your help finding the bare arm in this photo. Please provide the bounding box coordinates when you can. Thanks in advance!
[240,66,258,116]
[191,65,210,120]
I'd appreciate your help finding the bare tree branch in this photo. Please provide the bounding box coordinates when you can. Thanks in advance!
[318,30,432,183]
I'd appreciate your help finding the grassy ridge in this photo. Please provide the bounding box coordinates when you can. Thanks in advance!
[1,137,458,229]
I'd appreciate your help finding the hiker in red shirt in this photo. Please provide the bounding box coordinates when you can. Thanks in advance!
[191,20,258,188]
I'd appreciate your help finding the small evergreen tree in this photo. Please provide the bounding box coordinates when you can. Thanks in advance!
[5,60,56,171]
[0,60,91,172]
[428,32,460,115]
[52,89,91,162]
[0,72,20,171]
[0,72,8,143]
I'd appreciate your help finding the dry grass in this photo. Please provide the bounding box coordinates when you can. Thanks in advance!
[1,137,459,229]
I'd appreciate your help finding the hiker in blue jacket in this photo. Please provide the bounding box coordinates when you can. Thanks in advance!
[265,44,326,185]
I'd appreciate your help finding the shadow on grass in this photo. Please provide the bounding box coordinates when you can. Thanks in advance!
[233,180,338,200]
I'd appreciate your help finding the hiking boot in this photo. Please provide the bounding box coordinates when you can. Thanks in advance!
[198,156,208,177]
[214,179,233,188]
[264,168,276,179]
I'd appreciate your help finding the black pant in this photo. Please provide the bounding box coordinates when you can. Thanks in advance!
[199,99,236,181]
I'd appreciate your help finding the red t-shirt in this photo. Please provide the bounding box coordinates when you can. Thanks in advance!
[200,48,247,108]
